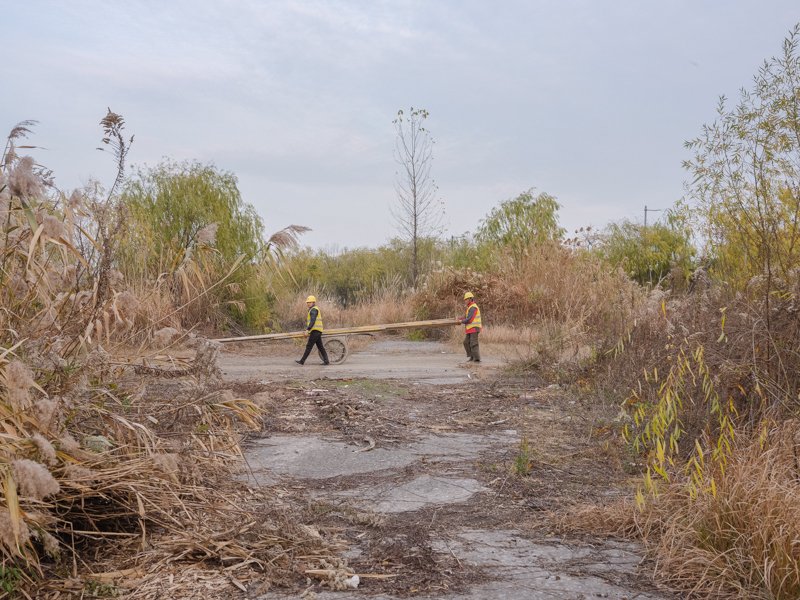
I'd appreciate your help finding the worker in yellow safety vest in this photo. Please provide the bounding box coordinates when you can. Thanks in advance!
[461,292,481,362]
[295,296,330,366]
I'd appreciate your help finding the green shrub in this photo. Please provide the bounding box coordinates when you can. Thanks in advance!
[121,159,264,269]
[596,210,694,287]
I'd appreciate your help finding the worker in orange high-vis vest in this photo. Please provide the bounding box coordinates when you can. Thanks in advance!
[461,292,481,362]
[295,296,330,366]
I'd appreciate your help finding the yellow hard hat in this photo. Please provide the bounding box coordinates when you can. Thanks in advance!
[464,292,474,300]
[306,295,316,303]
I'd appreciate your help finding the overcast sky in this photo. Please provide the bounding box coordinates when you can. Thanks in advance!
[3,1,799,248]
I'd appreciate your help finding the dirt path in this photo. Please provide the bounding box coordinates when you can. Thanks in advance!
[218,339,504,385]
[227,339,677,600]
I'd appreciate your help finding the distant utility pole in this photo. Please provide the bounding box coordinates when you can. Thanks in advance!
[644,205,661,229]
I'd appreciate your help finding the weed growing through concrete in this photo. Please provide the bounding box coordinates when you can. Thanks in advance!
[514,437,532,476]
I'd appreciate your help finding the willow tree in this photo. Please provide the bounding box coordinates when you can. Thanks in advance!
[598,211,695,287]
[391,108,444,286]
[120,159,310,328]
[475,189,565,258]
[684,24,800,296]
[121,159,264,272]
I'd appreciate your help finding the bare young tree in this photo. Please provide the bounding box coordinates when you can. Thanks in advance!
[391,107,444,286]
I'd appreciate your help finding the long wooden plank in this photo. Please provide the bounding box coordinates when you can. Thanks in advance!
[214,318,462,343]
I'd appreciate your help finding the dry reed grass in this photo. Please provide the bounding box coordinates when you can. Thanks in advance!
[543,264,800,598]
[561,421,800,598]
[0,339,340,591]
[420,241,633,325]
[417,235,800,597]
[276,290,414,331]
[0,128,339,594]
[418,241,636,375]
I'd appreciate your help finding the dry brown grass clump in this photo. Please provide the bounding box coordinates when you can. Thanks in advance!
[276,289,414,331]
[0,122,340,594]
[420,241,634,325]
[0,355,340,591]
[417,240,637,371]
[562,421,800,598]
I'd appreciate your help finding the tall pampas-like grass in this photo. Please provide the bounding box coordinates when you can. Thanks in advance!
[0,118,337,595]
[11,459,60,501]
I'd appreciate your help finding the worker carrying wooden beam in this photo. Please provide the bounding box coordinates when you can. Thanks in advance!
[295,296,330,366]
[461,292,481,363]
[214,317,462,365]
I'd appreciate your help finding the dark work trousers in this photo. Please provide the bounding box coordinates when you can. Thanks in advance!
[300,330,329,364]
[463,332,480,361]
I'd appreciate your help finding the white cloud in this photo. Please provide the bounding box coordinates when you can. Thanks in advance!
[3,0,799,247]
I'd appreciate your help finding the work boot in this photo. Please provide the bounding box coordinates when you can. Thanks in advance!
[295,360,304,366]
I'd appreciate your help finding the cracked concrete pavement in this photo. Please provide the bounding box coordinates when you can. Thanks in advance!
[240,339,676,600]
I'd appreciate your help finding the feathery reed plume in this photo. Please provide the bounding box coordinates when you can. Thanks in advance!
[196,222,219,246]
[2,120,38,168]
[116,290,138,318]
[40,215,65,240]
[153,326,180,348]
[97,109,133,198]
[5,361,34,389]
[40,531,59,555]
[7,156,42,199]
[268,225,312,250]
[31,434,57,466]
[108,269,124,288]
[0,509,30,552]
[8,119,39,146]
[33,399,57,431]
[63,464,95,482]
[4,360,34,410]
[154,453,180,480]
[67,188,83,209]
[11,459,60,501]
[58,433,80,454]
[6,121,38,142]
